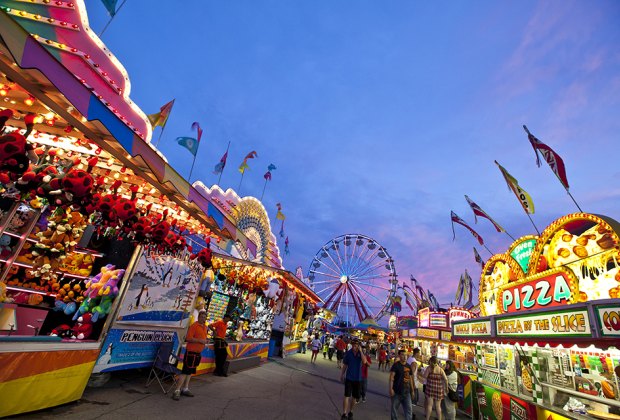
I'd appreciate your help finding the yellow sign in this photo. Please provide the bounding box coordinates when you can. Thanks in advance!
[417,328,439,339]
[441,331,452,341]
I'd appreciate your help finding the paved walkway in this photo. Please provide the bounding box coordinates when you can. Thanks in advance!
[14,351,466,420]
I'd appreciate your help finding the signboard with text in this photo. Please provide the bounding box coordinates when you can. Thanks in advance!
[595,304,620,337]
[500,270,577,314]
[417,328,440,339]
[441,330,452,342]
[418,308,430,328]
[452,319,492,338]
[495,307,591,338]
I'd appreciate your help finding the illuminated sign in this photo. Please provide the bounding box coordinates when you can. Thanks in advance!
[418,308,430,327]
[596,305,620,337]
[448,308,472,326]
[501,270,576,313]
[495,308,591,337]
[452,320,492,338]
[402,329,409,337]
[408,329,417,337]
[441,331,452,342]
[510,239,536,273]
[417,328,440,339]
[430,313,448,328]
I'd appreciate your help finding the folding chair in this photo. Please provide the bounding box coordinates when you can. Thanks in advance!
[145,342,182,394]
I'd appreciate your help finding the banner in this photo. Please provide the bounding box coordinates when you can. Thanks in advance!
[595,304,620,337]
[452,319,492,338]
[494,307,591,338]
[116,250,204,327]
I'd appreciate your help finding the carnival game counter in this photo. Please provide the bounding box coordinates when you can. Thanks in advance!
[179,339,270,375]
[0,339,102,417]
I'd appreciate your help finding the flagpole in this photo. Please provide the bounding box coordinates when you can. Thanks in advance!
[522,125,583,213]
[155,124,167,148]
[188,155,197,182]
[526,213,541,235]
[98,0,128,37]
[260,178,268,201]
[504,231,516,241]
[217,141,231,186]
[238,172,245,195]
[483,244,494,255]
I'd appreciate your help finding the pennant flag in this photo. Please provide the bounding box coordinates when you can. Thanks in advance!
[263,171,272,181]
[523,125,570,190]
[176,137,199,156]
[463,270,474,307]
[147,99,175,129]
[401,283,418,310]
[276,203,286,238]
[427,290,439,311]
[494,161,535,214]
[239,151,258,174]
[213,151,228,174]
[473,247,484,268]
[191,122,203,142]
[284,236,290,255]
[464,195,504,232]
[451,211,484,245]
[267,163,277,171]
[101,0,119,16]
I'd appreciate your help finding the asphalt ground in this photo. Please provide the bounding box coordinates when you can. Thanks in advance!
[12,352,467,420]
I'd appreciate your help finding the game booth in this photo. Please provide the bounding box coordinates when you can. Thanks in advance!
[452,213,620,420]
[0,4,318,417]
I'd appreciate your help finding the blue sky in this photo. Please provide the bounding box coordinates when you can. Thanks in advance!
[85,1,620,312]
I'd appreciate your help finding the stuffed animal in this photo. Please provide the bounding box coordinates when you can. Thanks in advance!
[71,312,94,340]
[0,234,11,259]
[0,132,30,182]
[91,295,114,322]
[50,323,73,338]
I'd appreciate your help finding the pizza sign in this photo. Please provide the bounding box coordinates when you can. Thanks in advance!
[501,271,576,313]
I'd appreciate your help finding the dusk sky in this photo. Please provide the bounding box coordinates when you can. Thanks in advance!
[85,1,620,313]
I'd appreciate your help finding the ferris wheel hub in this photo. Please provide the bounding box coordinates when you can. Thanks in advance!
[340,275,348,284]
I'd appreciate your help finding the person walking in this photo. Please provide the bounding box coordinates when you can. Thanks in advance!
[300,329,308,354]
[389,349,415,420]
[328,335,336,361]
[422,356,449,420]
[172,310,208,400]
[208,314,231,377]
[359,344,372,402]
[442,361,459,420]
[322,337,329,359]
[340,338,367,419]
[310,335,322,363]
[409,348,421,406]
[378,346,387,371]
[336,335,347,368]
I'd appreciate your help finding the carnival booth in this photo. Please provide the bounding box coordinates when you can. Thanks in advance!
[453,213,620,420]
[398,308,477,414]
[0,4,318,416]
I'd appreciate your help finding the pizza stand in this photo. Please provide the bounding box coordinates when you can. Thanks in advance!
[0,3,317,416]
[452,213,620,420]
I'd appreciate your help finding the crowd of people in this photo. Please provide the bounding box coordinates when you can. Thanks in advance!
[301,332,460,420]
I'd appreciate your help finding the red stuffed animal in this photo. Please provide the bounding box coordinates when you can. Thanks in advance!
[71,312,94,340]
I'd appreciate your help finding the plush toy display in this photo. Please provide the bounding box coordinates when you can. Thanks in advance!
[0,234,12,259]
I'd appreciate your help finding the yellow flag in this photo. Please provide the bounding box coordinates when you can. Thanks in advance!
[495,161,535,214]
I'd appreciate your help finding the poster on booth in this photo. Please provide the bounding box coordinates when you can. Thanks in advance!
[116,250,204,327]
[92,328,180,373]
[473,382,536,420]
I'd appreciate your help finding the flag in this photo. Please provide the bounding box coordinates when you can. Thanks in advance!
[455,274,464,305]
[473,247,484,268]
[464,195,504,232]
[523,125,570,190]
[239,150,258,174]
[494,161,535,214]
[101,0,119,16]
[191,122,203,142]
[427,290,439,310]
[401,284,418,310]
[213,151,228,174]
[284,236,290,255]
[176,137,199,156]
[276,203,285,238]
[147,99,175,129]
[451,211,484,245]
[264,164,276,181]
[463,270,474,307]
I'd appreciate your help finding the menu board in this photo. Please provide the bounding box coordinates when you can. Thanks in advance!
[206,292,230,325]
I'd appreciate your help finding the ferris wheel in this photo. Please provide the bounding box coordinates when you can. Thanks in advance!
[307,234,398,327]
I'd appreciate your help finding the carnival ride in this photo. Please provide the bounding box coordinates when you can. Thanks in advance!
[307,234,397,327]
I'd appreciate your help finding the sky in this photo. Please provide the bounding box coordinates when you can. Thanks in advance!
[84,1,620,314]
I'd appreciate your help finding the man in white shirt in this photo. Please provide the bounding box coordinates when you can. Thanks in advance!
[301,330,309,354]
